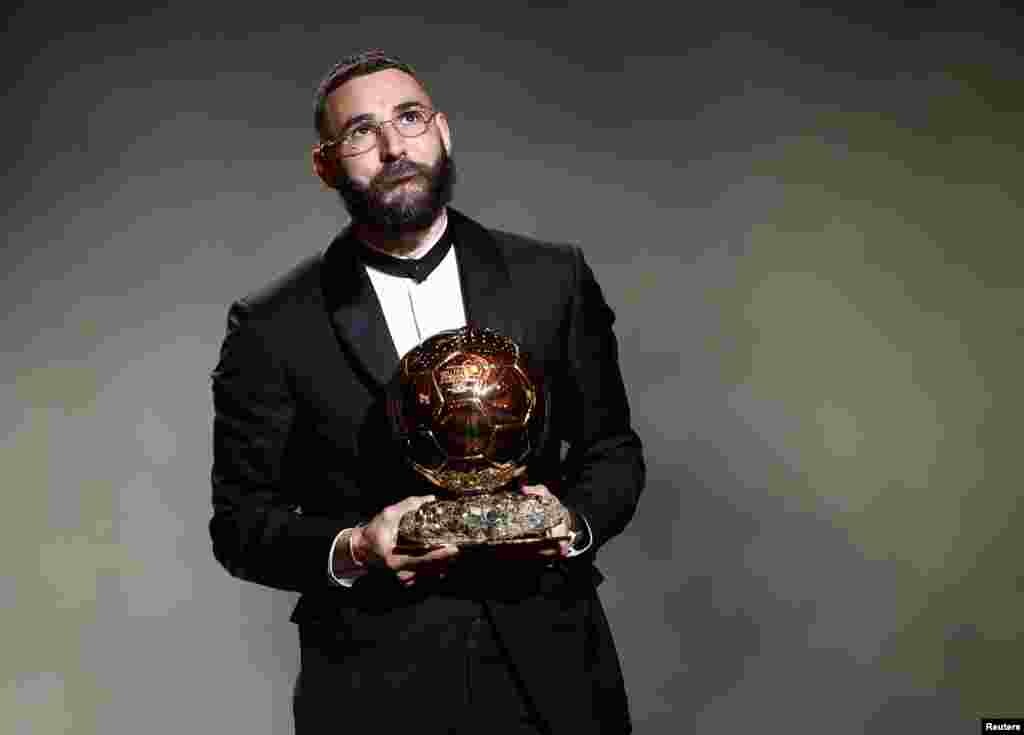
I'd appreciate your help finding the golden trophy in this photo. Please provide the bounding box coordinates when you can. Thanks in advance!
[387,326,570,549]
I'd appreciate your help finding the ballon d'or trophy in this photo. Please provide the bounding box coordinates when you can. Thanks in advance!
[387,326,570,550]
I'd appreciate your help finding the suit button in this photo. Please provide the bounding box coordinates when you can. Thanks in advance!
[467,616,486,650]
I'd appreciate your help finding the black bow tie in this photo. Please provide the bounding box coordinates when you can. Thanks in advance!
[357,227,454,283]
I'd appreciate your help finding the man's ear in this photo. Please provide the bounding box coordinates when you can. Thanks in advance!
[312,145,338,189]
[436,112,452,155]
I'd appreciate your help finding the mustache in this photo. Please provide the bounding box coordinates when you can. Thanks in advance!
[374,159,426,186]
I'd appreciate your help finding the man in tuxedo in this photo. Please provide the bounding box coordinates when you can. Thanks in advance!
[210,50,645,734]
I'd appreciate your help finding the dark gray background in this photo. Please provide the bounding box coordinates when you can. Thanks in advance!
[3,2,1022,733]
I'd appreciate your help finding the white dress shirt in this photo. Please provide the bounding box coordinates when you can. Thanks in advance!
[364,236,467,360]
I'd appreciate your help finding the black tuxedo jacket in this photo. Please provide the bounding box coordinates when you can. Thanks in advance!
[210,208,644,733]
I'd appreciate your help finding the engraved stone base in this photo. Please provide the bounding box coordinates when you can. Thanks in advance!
[397,491,570,547]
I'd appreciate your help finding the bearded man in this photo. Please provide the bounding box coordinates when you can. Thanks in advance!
[210,50,645,734]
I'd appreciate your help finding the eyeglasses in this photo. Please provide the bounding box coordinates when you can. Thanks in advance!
[317,108,441,158]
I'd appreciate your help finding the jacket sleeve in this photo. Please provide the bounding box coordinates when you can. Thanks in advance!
[557,246,645,553]
[209,300,349,593]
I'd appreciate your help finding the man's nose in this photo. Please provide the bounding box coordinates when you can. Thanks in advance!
[376,121,408,160]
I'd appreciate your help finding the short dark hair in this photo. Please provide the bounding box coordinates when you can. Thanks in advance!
[313,49,422,138]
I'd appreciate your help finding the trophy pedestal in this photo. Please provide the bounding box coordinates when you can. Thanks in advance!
[396,490,571,550]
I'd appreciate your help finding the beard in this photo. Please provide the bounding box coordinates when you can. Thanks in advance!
[336,149,455,234]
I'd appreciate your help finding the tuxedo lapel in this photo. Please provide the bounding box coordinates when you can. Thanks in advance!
[321,228,400,388]
[448,208,523,347]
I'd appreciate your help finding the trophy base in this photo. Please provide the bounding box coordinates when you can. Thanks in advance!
[396,491,570,550]
[394,535,574,554]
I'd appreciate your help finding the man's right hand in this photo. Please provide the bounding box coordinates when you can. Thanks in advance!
[351,495,459,586]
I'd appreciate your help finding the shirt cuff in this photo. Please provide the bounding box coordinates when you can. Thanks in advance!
[328,528,368,587]
[564,511,593,558]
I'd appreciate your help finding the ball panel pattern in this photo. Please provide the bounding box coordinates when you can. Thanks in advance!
[388,326,542,495]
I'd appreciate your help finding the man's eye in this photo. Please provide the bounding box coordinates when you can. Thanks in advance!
[400,110,426,124]
[347,124,376,139]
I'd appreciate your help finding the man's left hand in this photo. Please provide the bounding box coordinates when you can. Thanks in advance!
[484,483,574,561]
